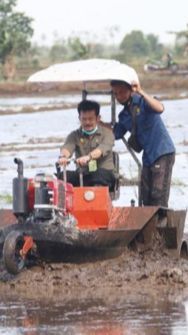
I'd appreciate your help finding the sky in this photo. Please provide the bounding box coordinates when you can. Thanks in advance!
[16,0,188,46]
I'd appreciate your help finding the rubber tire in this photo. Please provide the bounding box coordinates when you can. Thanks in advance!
[3,230,25,275]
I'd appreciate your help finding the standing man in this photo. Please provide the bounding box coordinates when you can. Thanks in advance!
[109,79,175,207]
[58,100,115,191]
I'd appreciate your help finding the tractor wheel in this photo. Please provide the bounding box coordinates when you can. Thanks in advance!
[3,231,26,275]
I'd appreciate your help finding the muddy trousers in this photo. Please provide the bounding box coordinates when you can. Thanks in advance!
[141,153,175,207]
[59,168,116,192]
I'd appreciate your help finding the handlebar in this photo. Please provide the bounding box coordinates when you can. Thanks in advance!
[55,159,84,186]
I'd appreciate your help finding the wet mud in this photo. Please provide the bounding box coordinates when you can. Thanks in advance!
[1,234,188,303]
[0,102,76,116]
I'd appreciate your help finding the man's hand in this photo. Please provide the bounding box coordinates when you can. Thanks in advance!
[58,149,71,166]
[131,81,144,95]
[76,155,90,166]
[131,80,164,113]
[58,156,69,166]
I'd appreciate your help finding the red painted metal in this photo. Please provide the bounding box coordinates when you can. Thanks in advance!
[27,177,74,213]
[71,186,112,229]
[109,206,160,230]
[20,236,34,257]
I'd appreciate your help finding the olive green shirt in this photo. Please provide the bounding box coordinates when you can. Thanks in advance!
[61,125,115,170]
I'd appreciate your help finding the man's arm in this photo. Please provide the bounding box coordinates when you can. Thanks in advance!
[132,82,164,113]
[58,132,76,166]
[76,148,102,166]
[77,127,114,166]
[58,148,71,165]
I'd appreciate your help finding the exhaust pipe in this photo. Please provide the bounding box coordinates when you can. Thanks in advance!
[14,157,24,178]
[13,158,28,217]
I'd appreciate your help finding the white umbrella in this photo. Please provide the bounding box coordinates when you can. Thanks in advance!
[27,58,139,86]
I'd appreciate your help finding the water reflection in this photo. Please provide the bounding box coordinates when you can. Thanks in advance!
[0,294,188,335]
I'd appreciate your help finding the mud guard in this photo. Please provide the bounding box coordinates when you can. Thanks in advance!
[0,207,187,258]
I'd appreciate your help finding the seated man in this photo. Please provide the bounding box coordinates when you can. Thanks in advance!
[58,99,116,191]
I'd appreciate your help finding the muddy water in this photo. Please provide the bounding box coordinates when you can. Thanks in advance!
[0,293,188,334]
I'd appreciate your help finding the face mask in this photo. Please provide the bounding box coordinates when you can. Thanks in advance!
[82,126,98,136]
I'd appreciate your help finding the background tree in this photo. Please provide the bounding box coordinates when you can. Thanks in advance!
[169,24,188,57]
[0,0,33,80]
[49,39,68,63]
[67,37,88,60]
[120,30,149,61]
[146,33,163,59]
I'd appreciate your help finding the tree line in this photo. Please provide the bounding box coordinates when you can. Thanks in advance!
[0,0,188,80]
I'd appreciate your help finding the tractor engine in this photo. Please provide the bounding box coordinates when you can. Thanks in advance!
[13,158,73,220]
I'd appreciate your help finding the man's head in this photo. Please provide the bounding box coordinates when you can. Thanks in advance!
[77,100,100,133]
[110,80,132,105]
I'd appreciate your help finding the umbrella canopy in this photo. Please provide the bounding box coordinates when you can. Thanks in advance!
[28,58,139,86]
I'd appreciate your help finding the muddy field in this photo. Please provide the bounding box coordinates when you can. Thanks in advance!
[1,233,188,303]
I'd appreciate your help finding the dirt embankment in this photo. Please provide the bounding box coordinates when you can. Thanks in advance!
[0,72,188,99]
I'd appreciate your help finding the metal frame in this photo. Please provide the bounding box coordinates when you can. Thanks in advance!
[82,89,142,205]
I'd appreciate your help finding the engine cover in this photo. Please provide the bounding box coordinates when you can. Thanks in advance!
[28,173,73,215]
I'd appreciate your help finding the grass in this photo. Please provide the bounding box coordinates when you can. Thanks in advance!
[172,179,187,187]
[0,193,12,204]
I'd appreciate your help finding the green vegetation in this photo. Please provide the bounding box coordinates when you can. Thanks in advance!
[0,0,33,80]
[0,193,12,204]
[0,1,188,81]
[168,24,188,57]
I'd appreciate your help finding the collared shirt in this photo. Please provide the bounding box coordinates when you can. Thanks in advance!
[114,94,175,167]
[62,125,115,170]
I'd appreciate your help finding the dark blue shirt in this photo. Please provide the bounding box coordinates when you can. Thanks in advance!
[114,94,175,167]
